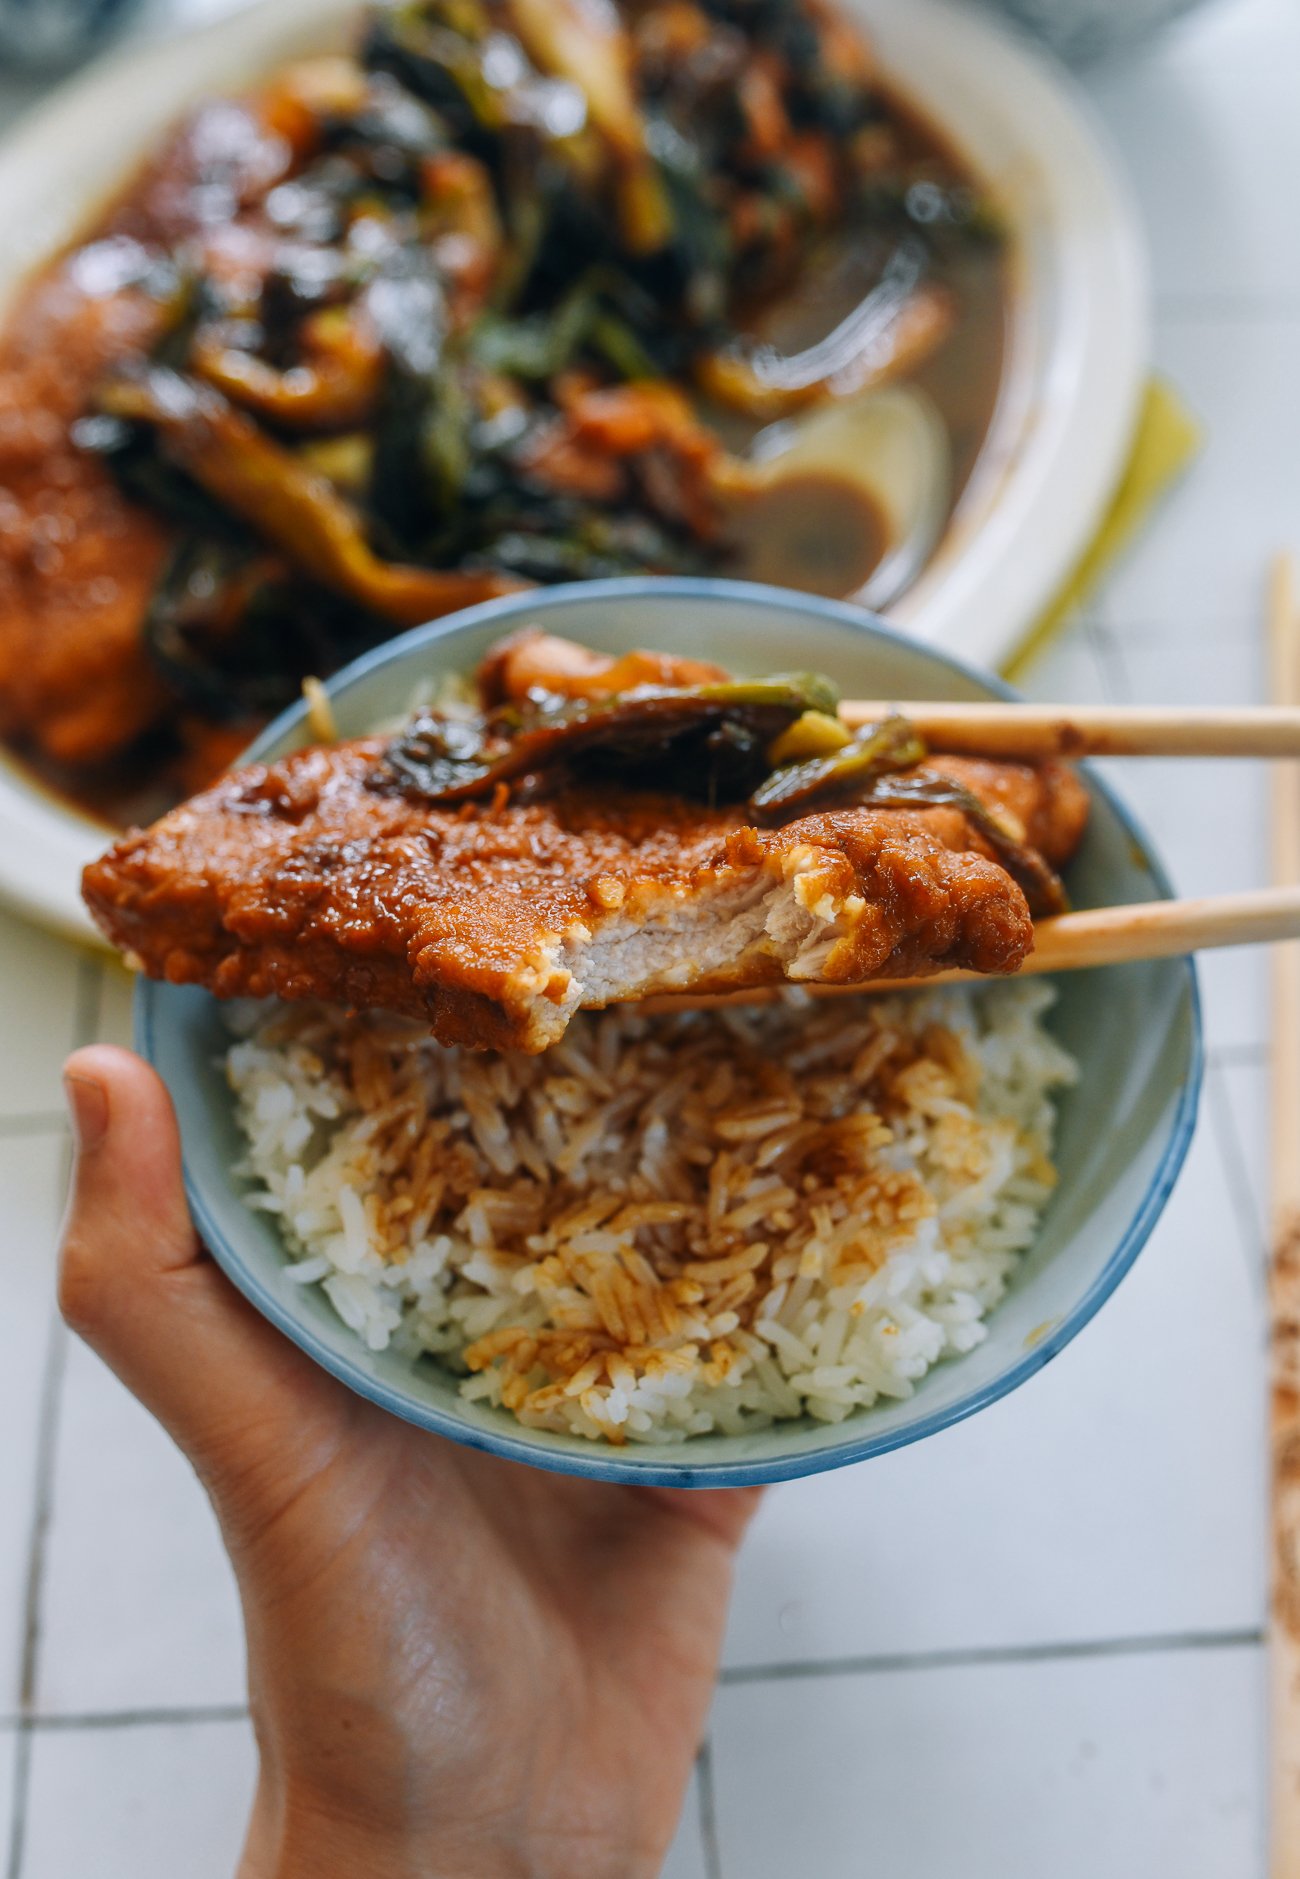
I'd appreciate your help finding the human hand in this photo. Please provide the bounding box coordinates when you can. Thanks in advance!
[59,1045,762,1879]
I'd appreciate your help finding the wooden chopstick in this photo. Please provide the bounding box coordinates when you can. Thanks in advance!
[630,885,1300,1015]
[1268,555,1300,1879]
[839,699,1300,759]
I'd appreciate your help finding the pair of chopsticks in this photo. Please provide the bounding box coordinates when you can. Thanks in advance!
[1270,558,1300,1877]
[845,695,1300,989]
[638,886,1300,1018]
[645,691,1300,1019]
[839,698,1300,759]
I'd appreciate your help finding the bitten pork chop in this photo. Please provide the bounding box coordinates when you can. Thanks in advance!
[83,636,1090,1052]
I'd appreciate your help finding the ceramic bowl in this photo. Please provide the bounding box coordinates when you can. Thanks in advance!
[136,579,1201,1486]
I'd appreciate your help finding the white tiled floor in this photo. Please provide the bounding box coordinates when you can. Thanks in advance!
[1092,320,1300,645]
[708,1643,1267,1878]
[0,1136,67,1713]
[0,0,1297,1873]
[0,916,89,1124]
[19,1719,256,1879]
[1088,0,1300,308]
[34,1340,245,1718]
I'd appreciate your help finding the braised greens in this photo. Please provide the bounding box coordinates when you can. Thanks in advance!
[371,670,1068,915]
[69,0,998,750]
[373,672,842,804]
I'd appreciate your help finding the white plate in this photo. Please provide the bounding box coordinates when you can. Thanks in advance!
[866,0,1149,661]
[0,0,1147,942]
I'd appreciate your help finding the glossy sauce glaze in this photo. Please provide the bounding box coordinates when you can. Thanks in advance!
[83,737,1083,1052]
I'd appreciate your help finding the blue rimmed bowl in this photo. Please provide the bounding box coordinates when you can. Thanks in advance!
[136,578,1201,1487]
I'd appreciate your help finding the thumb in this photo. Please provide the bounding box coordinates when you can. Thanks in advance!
[59,1044,350,1505]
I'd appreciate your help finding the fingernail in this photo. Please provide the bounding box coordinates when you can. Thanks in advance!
[64,1071,108,1152]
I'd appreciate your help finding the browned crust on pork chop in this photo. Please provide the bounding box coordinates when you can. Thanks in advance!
[83,737,1089,1051]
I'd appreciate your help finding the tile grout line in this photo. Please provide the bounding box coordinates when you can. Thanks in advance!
[694,1737,724,1879]
[1083,615,1131,706]
[1206,1059,1270,1299]
[717,1626,1265,1688]
[15,1318,69,1721]
[0,1704,251,1735]
[5,1319,67,1879]
[1,1735,30,1879]
[0,1623,1269,1732]
[1207,1043,1269,1070]
[5,956,104,1879]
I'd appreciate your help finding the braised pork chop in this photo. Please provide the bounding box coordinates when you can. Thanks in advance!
[84,733,1088,1052]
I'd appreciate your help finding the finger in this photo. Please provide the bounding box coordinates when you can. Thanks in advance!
[694,1485,766,1542]
[59,1045,349,1490]
[632,1484,766,1552]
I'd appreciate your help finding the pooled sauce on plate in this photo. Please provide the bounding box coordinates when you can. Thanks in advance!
[722,470,890,597]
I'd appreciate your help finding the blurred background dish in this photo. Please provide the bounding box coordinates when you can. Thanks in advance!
[0,0,1147,942]
[0,0,1014,834]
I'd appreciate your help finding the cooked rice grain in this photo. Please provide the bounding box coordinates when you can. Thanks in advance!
[225,984,1076,1445]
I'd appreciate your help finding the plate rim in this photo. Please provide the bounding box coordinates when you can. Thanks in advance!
[867,0,1150,663]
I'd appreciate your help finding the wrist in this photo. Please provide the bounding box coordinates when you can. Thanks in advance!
[238,1780,426,1879]
[238,1779,525,1879]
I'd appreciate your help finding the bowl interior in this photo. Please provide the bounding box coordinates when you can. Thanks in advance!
[137,581,1200,1485]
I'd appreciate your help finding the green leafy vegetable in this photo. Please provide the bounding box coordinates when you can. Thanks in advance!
[749,714,921,814]
[373,671,839,804]
[48,0,1004,816]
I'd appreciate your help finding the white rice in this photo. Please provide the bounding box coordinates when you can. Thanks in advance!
[224,982,1076,1446]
